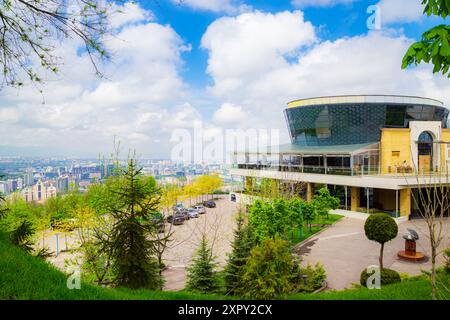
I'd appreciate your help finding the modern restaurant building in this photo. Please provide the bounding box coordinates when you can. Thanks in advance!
[230,95,450,218]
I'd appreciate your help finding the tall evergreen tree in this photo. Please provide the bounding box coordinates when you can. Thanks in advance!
[224,210,255,295]
[186,235,220,293]
[102,159,162,289]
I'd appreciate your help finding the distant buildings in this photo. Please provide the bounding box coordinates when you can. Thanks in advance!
[56,176,69,194]
[21,180,57,203]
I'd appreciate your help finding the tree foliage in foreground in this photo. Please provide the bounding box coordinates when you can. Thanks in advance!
[186,235,220,294]
[100,159,163,289]
[0,0,114,88]
[223,209,255,295]
[240,237,294,299]
[402,0,450,77]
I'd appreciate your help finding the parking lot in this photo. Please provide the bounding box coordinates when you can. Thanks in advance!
[162,197,241,290]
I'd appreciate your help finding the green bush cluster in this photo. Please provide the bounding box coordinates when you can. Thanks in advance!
[445,248,450,274]
[248,188,340,243]
[360,268,401,287]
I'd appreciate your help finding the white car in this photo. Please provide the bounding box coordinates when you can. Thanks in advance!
[194,205,206,214]
[187,208,199,218]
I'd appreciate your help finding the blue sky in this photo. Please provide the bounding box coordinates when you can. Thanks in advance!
[0,0,449,158]
[140,0,444,88]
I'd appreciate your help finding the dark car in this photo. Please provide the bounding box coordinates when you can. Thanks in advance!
[176,208,190,220]
[167,214,185,225]
[203,200,216,208]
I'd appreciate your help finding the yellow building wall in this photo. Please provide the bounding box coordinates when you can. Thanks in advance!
[351,187,360,211]
[400,189,411,217]
[306,183,314,201]
[380,128,411,174]
[441,129,450,171]
[373,189,396,211]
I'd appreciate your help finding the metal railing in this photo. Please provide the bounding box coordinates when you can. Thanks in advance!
[232,163,380,176]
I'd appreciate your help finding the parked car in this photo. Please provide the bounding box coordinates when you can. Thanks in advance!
[167,214,185,225]
[173,208,190,220]
[173,204,184,212]
[194,205,206,214]
[203,200,216,208]
[187,208,199,218]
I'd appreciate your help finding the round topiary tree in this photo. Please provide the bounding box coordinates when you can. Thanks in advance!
[364,213,398,269]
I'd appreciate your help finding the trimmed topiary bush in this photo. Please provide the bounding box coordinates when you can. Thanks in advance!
[364,213,398,269]
[360,268,401,287]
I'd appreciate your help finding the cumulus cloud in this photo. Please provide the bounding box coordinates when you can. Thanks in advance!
[173,0,251,14]
[109,2,154,28]
[213,103,248,124]
[201,10,450,145]
[201,10,316,97]
[291,0,356,8]
[0,2,192,157]
[377,0,425,24]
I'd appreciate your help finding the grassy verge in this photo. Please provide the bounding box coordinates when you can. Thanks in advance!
[0,232,227,300]
[289,273,450,300]
[1,230,446,300]
[288,214,343,245]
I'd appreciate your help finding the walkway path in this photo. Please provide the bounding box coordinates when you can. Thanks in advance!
[294,215,449,290]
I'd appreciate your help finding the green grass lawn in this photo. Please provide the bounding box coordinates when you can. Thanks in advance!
[288,214,343,244]
[0,231,226,300]
[289,274,450,300]
[1,230,447,300]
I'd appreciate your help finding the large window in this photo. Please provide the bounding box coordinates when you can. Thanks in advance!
[386,105,406,127]
[285,103,448,146]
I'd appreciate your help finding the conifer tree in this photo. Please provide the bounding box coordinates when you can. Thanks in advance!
[224,209,255,295]
[186,235,220,293]
[102,159,162,289]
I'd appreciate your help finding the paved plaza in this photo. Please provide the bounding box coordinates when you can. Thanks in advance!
[295,213,449,290]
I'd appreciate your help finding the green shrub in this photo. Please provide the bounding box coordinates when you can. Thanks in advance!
[291,260,327,293]
[240,237,293,299]
[444,248,450,274]
[364,213,398,269]
[360,268,401,287]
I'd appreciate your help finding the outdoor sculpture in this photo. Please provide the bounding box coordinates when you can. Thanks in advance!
[397,228,425,261]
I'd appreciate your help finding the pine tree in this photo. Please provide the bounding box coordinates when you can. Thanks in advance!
[224,210,255,295]
[103,159,163,289]
[186,234,220,293]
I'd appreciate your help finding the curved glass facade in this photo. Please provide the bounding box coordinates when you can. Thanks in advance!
[284,103,449,146]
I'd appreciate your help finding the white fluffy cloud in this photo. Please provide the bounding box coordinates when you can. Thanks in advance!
[202,11,450,144]
[291,0,356,8]
[201,11,316,97]
[109,2,154,28]
[173,0,251,14]
[377,0,425,24]
[0,2,194,157]
[212,103,248,124]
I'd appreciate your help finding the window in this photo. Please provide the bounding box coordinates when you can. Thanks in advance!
[418,131,433,156]
[386,105,406,127]
[392,151,400,157]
